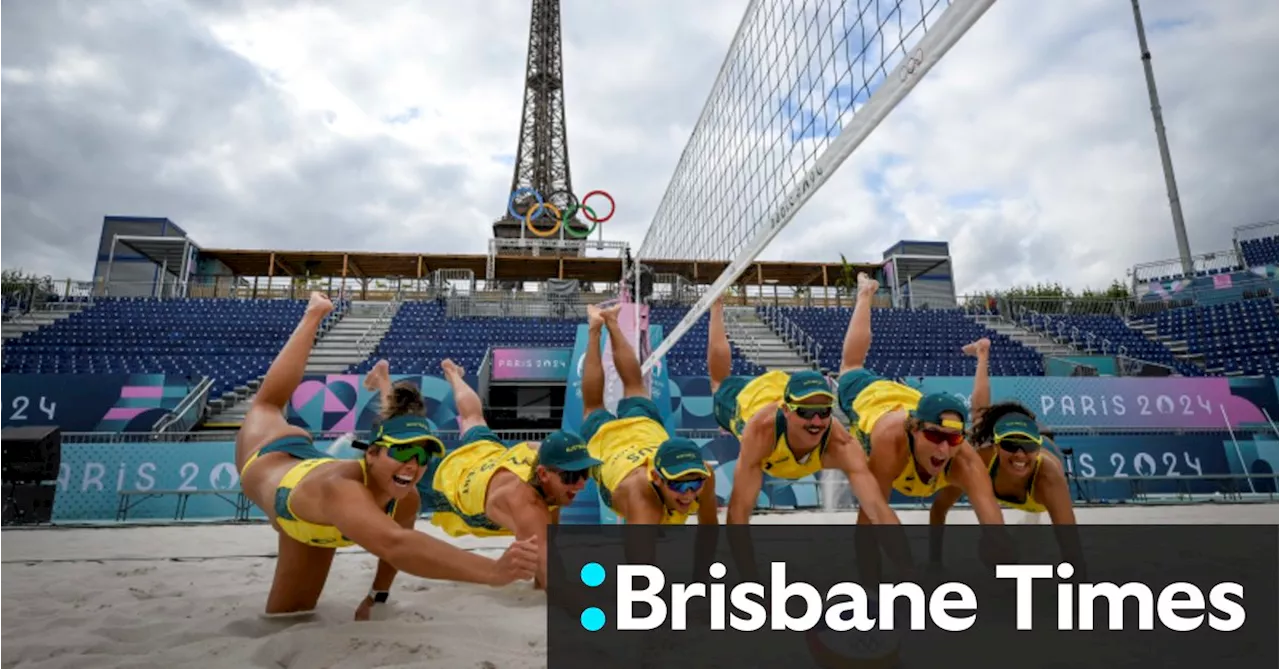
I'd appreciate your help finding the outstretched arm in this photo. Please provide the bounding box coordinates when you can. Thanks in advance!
[693,469,720,579]
[1037,455,1085,574]
[826,429,898,525]
[726,409,773,525]
[949,445,1005,526]
[487,484,554,590]
[323,479,538,586]
[355,490,420,620]
[928,486,965,564]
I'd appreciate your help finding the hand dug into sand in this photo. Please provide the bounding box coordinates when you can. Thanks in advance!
[490,537,539,586]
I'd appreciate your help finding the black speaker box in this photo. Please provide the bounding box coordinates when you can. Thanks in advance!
[1,425,62,483]
[1,482,57,526]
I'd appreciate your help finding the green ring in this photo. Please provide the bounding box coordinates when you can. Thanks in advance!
[563,205,598,238]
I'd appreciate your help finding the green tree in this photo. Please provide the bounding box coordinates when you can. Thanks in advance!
[2,268,56,307]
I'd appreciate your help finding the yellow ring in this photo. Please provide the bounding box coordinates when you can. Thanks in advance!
[525,202,563,237]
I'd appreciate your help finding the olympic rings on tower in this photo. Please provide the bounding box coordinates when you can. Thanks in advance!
[508,188,615,239]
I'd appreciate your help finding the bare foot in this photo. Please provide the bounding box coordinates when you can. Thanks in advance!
[601,303,623,322]
[307,291,334,317]
[441,358,464,379]
[962,338,991,358]
[362,360,390,391]
[587,304,607,330]
[856,272,880,299]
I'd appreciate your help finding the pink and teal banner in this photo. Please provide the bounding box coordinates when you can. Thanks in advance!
[913,376,1278,430]
[1,374,194,433]
[490,347,573,382]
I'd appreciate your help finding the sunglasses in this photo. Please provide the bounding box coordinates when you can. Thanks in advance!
[787,403,834,420]
[922,428,965,447]
[997,438,1042,454]
[385,443,434,466]
[663,477,706,494]
[549,468,590,485]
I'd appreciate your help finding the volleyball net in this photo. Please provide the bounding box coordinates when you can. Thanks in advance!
[637,0,996,375]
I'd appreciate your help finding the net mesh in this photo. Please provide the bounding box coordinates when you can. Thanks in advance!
[638,0,995,373]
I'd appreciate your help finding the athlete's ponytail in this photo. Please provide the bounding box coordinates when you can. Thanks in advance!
[380,380,426,420]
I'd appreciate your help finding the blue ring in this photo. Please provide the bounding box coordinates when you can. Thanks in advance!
[508,187,543,221]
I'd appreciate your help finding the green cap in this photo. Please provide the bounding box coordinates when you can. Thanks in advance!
[911,393,969,430]
[537,430,601,471]
[993,414,1043,444]
[653,438,711,479]
[372,415,445,455]
[784,370,835,404]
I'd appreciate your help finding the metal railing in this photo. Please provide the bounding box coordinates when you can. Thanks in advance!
[153,377,214,434]
[757,304,823,368]
[355,298,400,358]
[1015,307,1128,358]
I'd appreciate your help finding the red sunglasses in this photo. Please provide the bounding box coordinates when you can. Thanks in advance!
[922,428,964,447]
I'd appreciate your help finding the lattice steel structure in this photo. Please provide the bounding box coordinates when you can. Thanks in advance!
[638,0,995,374]
[492,0,589,257]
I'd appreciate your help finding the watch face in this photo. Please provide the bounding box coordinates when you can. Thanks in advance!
[373,591,389,603]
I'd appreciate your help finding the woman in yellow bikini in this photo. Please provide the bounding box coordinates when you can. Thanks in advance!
[929,402,1083,567]
[233,292,538,619]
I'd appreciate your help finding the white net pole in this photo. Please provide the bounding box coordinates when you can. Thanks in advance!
[638,0,996,375]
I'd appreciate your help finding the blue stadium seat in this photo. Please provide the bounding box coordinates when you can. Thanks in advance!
[351,302,765,378]
[767,306,1045,378]
[1136,297,1278,376]
[1,297,349,398]
[1240,236,1279,268]
[1017,312,1203,377]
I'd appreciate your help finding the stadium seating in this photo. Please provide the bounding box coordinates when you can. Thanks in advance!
[1137,298,1278,376]
[353,302,763,378]
[769,306,1044,377]
[1018,312,1203,376]
[648,306,763,377]
[1240,236,1278,268]
[352,301,579,376]
[1,297,348,398]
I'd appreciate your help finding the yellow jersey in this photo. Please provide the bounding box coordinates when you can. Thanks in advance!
[888,432,953,498]
[274,457,398,548]
[989,452,1046,513]
[429,439,552,537]
[589,416,697,525]
[732,371,828,480]
[848,379,923,440]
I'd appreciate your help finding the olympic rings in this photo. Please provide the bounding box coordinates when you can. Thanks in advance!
[509,188,615,238]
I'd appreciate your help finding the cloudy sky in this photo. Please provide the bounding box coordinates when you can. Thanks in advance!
[2,0,1276,294]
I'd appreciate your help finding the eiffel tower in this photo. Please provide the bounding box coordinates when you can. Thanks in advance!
[492,0,589,256]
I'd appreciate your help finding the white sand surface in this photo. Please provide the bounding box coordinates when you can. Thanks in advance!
[2,503,1275,669]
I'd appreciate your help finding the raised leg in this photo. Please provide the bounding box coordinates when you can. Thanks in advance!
[442,359,487,435]
[963,338,992,415]
[707,296,732,393]
[839,273,880,374]
[582,307,607,418]
[598,304,647,399]
[235,293,333,471]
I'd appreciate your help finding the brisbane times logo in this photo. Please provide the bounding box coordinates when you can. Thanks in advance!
[573,560,1248,634]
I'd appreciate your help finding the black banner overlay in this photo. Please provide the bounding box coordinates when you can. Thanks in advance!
[547,524,1277,668]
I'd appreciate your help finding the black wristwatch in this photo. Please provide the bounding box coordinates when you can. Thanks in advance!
[368,589,389,604]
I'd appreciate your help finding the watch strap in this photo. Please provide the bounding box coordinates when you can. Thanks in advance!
[368,589,389,603]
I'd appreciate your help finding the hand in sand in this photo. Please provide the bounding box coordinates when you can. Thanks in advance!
[489,537,540,586]
[354,596,376,622]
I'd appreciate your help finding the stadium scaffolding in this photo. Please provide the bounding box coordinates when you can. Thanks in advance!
[195,248,881,298]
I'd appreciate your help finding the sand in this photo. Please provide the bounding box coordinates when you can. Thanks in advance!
[2,503,1276,669]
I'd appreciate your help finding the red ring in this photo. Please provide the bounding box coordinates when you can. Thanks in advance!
[580,190,615,223]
